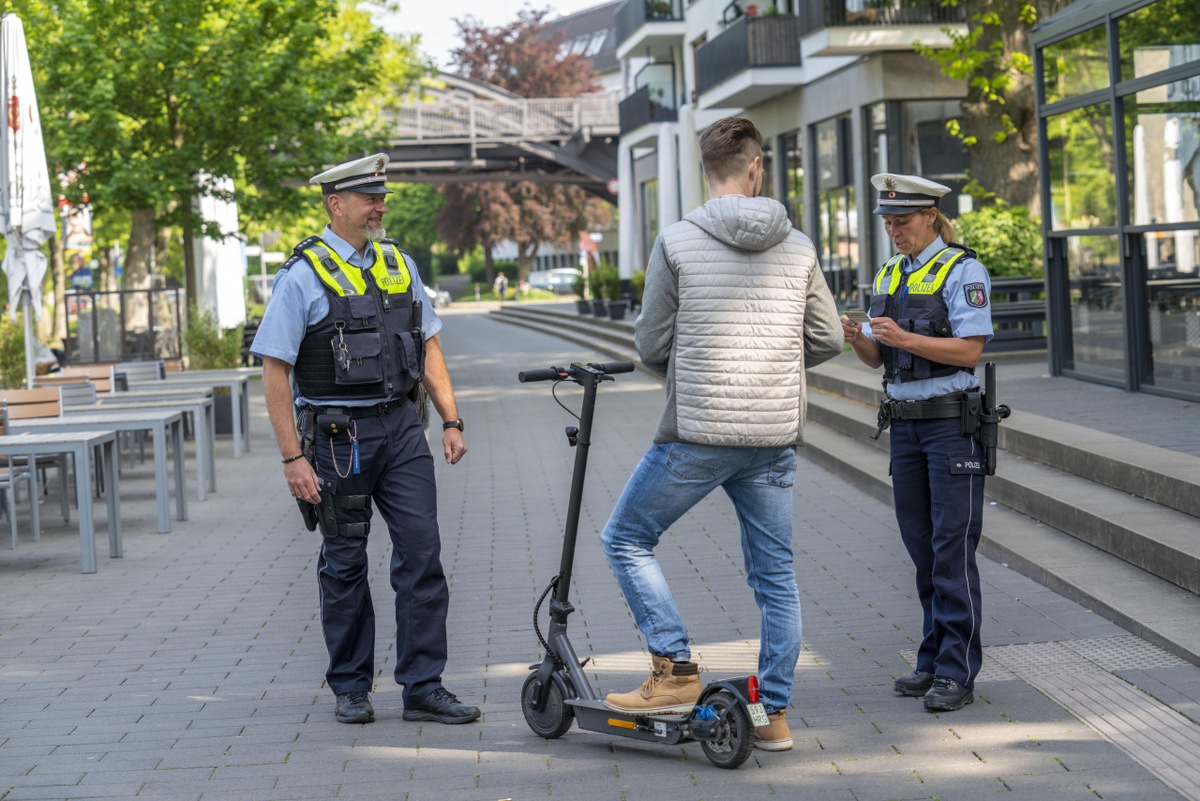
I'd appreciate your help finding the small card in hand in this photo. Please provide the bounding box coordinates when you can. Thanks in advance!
[845,310,871,325]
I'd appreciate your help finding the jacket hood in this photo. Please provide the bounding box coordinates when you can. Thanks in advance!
[682,195,793,252]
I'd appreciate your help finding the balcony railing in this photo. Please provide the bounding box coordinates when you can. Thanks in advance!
[798,0,967,33]
[695,15,802,97]
[619,84,678,133]
[615,0,683,49]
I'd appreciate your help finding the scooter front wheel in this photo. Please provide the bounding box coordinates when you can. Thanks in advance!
[521,671,575,739]
[699,690,756,769]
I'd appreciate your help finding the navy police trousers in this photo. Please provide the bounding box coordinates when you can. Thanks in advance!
[888,417,986,689]
[312,400,448,705]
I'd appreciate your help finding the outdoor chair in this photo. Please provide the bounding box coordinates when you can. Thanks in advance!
[0,389,71,525]
[36,365,117,395]
[113,360,165,390]
[0,418,38,549]
[57,381,98,412]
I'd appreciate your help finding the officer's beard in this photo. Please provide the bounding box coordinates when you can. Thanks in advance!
[364,226,386,243]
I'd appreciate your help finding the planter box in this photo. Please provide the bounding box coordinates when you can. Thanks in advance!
[213,391,235,436]
[607,300,629,321]
[576,299,592,315]
[591,299,608,317]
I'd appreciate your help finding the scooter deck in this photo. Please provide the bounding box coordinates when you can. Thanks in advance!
[566,699,691,745]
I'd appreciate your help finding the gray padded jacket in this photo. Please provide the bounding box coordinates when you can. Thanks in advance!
[634,195,844,447]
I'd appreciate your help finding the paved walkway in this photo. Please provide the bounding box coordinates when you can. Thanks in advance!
[1,306,1198,801]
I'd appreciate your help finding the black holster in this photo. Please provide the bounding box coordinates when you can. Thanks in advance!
[958,388,983,438]
[314,491,370,539]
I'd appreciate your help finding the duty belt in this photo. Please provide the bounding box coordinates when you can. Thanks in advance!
[305,399,404,420]
[873,390,979,439]
[881,393,964,421]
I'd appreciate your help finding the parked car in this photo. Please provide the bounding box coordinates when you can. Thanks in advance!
[527,267,582,295]
[429,285,453,308]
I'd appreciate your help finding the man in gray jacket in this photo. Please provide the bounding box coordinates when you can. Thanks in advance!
[600,116,844,753]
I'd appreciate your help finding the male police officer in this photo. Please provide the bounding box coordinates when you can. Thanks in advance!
[251,153,479,726]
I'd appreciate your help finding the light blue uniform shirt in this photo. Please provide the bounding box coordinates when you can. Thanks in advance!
[249,226,442,407]
[862,236,993,401]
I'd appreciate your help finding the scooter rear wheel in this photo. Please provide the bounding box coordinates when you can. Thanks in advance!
[698,690,756,769]
[521,671,575,739]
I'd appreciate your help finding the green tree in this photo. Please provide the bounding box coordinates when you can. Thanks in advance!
[32,0,420,307]
[382,182,444,283]
[917,0,1068,214]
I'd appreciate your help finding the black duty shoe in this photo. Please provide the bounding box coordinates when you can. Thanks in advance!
[923,676,974,712]
[335,691,375,724]
[894,670,935,697]
[402,687,481,724]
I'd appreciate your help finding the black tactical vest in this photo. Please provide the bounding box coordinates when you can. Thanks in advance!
[292,237,424,404]
[866,245,975,383]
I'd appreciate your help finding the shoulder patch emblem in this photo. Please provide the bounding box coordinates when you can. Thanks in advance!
[964,282,988,308]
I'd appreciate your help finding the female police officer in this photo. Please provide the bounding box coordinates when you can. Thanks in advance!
[842,173,993,712]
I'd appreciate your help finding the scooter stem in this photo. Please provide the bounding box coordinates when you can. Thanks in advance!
[553,365,603,611]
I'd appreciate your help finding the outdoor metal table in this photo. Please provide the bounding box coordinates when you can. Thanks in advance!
[0,430,120,574]
[136,374,252,458]
[89,395,216,499]
[11,409,186,534]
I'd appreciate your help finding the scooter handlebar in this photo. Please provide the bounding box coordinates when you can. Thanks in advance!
[517,362,635,383]
[518,366,565,383]
[589,361,635,375]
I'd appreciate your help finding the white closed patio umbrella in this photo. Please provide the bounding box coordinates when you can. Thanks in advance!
[0,13,56,388]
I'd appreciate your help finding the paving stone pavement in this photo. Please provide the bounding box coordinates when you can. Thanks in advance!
[1,306,1198,801]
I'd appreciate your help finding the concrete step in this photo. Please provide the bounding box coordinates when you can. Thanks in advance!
[800,422,1200,665]
[808,387,1200,595]
[808,359,1200,520]
[490,306,645,372]
[490,304,1200,663]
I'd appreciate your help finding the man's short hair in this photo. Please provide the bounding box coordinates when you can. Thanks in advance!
[699,117,763,184]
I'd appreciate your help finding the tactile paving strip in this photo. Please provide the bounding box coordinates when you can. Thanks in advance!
[965,638,1200,800]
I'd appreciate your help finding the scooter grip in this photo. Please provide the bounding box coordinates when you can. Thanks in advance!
[591,361,635,375]
[518,366,564,383]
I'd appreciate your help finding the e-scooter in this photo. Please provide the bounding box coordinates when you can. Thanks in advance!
[516,360,768,770]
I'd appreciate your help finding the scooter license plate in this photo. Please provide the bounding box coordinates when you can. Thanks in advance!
[747,702,769,727]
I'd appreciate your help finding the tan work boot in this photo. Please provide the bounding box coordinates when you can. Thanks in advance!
[755,709,793,751]
[604,655,701,714]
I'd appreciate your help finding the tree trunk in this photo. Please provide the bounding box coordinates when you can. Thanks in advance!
[955,0,1069,216]
[483,245,495,286]
[125,208,156,340]
[182,203,197,315]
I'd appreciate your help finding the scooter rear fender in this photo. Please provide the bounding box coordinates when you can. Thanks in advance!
[697,676,755,708]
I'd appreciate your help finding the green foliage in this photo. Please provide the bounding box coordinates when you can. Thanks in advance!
[34,0,421,252]
[0,313,28,390]
[184,306,243,370]
[463,253,516,285]
[593,261,620,301]
[630,270,646,304]
[383,183,444,254]
[955,202,1044,278]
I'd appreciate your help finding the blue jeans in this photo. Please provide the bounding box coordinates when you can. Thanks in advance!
[600,442,802,713]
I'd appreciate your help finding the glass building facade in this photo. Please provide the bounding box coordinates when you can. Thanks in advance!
[1034,0,1200,399]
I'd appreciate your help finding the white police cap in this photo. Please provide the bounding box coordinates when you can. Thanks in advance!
[310,153,392,195]
[871,173,950,215]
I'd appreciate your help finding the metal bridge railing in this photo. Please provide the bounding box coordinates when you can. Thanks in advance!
[386,93,621,144]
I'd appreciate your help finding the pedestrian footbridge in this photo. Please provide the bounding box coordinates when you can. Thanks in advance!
[382,74,620,199]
